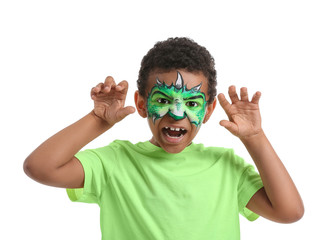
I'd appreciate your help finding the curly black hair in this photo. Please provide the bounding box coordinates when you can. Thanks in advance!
[137,37,217,104]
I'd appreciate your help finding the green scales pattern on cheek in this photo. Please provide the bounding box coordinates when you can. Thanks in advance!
[147,72,207,126]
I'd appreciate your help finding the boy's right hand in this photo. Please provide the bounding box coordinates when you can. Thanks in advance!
[23,76,135,189]
[91,76,136,126]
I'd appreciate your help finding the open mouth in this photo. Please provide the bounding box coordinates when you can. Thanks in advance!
[162,126,187,139]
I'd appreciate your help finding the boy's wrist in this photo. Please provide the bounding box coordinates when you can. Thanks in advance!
[240,129,266,146]
[89,111,114,130]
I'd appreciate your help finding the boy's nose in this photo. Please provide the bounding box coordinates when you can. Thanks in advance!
[168,100,186,121]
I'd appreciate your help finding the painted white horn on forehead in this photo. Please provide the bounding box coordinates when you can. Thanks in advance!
[156,77,163,86]
[191,83,202,92]
[174,71,202,92]
[175,72,184,89]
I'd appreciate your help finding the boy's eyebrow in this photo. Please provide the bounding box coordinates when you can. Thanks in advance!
[183,95,204,100]
[151,91,171,99]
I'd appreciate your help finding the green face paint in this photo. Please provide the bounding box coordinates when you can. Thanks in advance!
[147,72,207,126]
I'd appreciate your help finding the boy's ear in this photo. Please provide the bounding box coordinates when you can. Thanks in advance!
[203,97,217,124]
[134,91,148,118]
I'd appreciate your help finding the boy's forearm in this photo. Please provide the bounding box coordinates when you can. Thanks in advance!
[25,111,112,171]
[241,131,304,218]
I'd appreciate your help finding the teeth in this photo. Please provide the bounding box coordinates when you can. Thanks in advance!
[165,127,185,132]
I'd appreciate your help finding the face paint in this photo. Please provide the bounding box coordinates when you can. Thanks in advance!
[147,72,207,126]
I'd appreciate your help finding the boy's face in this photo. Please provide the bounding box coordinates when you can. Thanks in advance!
[135,69,216,154]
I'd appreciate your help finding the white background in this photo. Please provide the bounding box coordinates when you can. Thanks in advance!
[1,0,331,239]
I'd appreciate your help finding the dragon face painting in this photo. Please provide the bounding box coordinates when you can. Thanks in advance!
[147,72,207,126]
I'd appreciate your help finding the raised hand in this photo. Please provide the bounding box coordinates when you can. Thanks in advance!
[218,86,262,139]
[91,76,135,126]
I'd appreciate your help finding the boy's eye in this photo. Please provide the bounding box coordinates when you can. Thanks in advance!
[186,101,198,107]
[157,98,170,104]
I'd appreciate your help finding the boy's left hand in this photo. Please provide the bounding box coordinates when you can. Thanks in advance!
[219,86,305,223]
[218,86,262,140]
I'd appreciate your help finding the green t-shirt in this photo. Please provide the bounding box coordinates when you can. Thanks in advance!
[67,140,263,240]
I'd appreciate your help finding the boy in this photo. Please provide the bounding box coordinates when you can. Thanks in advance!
[24,37,304,239]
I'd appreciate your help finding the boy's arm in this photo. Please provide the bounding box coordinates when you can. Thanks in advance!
[218,86,304,223]
[23,77,135,189]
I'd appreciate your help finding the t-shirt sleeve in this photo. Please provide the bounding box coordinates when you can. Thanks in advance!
[237,158,264,221]
[66,146,114,205]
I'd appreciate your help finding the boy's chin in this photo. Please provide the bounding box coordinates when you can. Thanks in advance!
[159,140,192,154]
[150,137,190,154]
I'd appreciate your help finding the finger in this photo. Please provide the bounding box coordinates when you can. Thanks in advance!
[228,85,239,103]
[93,82,104,92]
[115,80,129,93]
[217,93,231,111]
[103,76,116,93]
[219,120,238,136]
[240,87,249,102]
[91,82,104,98]
[116,106,136,121]
[251,91,262,104]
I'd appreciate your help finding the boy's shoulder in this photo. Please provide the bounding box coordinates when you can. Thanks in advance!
[189,142,236,155]
[191,143,241,163]
[82,140,239,164]
[78,140,250,177]
[105,140,237,159]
